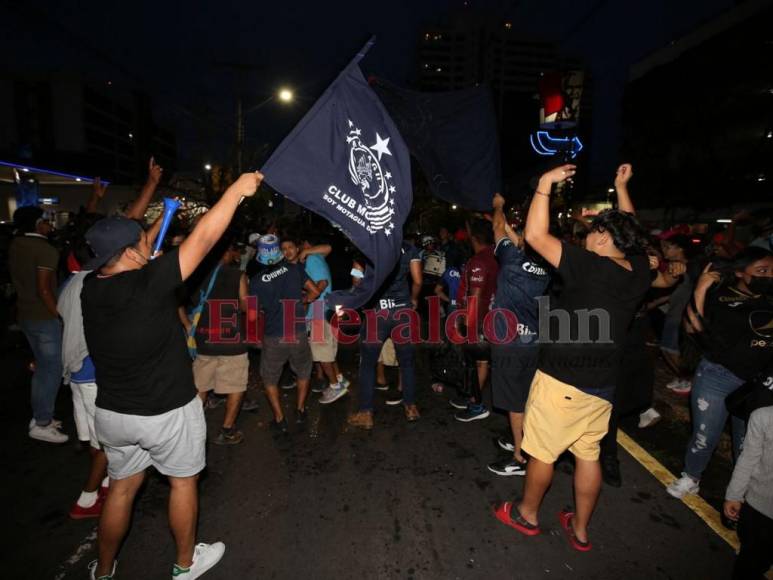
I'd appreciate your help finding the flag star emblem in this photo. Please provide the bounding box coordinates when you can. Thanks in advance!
[384,171,392,180]
[348,119,354,128]
[389,185,396,194]
[369,133,392,161]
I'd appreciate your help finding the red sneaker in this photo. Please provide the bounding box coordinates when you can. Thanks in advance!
[69,498,103,520]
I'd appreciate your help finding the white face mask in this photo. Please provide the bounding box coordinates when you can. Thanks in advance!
[350,268,365,279]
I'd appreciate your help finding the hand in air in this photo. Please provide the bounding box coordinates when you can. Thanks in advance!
[541,164,576,186]
[614,163,633,188]
[148,157,163,184]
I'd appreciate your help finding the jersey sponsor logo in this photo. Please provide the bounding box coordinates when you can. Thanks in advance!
[522,261,547,276]
[261,266,289,283]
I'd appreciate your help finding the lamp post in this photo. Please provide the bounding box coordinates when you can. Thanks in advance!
[236,87,294,173]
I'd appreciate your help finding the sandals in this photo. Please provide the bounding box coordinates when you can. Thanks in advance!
[493,501,541,536]
[559,510,592,552]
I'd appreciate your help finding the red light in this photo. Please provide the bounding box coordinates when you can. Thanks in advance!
[691,238,701,244]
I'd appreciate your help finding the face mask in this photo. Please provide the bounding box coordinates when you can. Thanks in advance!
[747,276,773,296]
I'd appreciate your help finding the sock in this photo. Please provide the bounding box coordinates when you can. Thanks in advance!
[101,476,110,489]
[337,374,345,382]
[331,382,342,390]
[77,490,99,508]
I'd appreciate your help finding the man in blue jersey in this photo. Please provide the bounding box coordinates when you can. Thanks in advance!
[486,193,549,477]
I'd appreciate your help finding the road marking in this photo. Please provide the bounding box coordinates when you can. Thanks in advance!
[617,429,739,551]
[53,525,98,580]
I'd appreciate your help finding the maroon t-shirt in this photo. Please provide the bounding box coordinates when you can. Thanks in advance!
[458,246,498,315]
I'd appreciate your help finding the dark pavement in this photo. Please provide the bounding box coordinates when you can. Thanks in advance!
[3,343,737,580]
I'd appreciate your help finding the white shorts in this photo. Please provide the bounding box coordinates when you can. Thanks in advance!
[95,396,206,480]
[71,382,99,449]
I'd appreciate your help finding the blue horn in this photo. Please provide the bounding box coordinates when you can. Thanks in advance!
[152,197,181,257]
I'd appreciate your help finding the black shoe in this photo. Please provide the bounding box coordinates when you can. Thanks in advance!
[241,398,260,412]
[214,427,244,445]
[497,436,515,453]
[449,397,470,410]
[487,458,527,476]
[385,392,403,406]
[296,408,308,424]
[375,382,390,392]
[454,404,490,422]
[270,418,289,435]
[311,381,326,394]
[601,456,622,488]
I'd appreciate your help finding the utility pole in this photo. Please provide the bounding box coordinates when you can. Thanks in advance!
[212,61,264,175]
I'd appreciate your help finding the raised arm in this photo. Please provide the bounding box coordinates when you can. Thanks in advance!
[179,172,262,281]
[299,244,332,262]
[125,157,163,220]
[85,177,108,214]
[524,164,576,268]
[614,163,635,214]
[491,193,507,241]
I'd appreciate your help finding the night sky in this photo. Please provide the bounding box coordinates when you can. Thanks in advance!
[3,0,732,179]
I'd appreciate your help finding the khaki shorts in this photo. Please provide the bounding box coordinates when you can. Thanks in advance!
[308,319,338,363]
[378,338,398,367]
[193,353,249,394]
[522,370,612,463]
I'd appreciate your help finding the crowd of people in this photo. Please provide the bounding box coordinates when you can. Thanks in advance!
[4,157,772,579]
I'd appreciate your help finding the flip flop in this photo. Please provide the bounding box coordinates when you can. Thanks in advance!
[493,501,541,536]
[559,510,592,552]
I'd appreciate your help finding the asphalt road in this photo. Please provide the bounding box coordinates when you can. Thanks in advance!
[3,344,737,580]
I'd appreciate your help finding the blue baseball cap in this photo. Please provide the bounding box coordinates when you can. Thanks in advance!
[85,216,143,271]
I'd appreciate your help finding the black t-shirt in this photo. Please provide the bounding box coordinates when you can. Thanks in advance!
[492,237,550,344]
[81,248,196,415]
[189,264,246,356]
[249,260,309,338]
[371,243,421,308]
[538,242,651,401]
[701,285,773,380]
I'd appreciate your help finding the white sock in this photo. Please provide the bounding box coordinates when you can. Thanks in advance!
[77,490,99,508]
[101,476,110,489]
[337,374,345,382]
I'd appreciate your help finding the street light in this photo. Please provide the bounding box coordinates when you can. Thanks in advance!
[278,88,294,103]
[204,163,212,171]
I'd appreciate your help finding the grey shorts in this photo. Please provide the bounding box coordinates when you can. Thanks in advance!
[95,396,206,480]
[260,334,313,386]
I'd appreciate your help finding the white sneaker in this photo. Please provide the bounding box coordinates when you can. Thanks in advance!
[29,418,62,430]
[29,422,68,443]
[666,473,700,499]
[638,408,662,429]
[172,542,225,579]
[338,375,351,389]
[88,559,117,579]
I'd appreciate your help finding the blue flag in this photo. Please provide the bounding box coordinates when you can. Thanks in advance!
[261,39,412,310]
[372,78,501,212]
